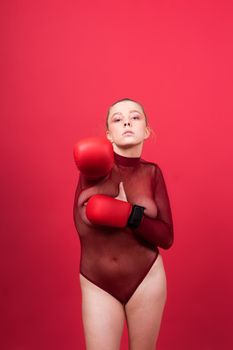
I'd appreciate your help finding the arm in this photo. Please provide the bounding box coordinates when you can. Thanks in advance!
[73,136,114,181]
[132,165,174,249]
[73,172,114,228]
[73,172,83,230]
[73,136,114,227]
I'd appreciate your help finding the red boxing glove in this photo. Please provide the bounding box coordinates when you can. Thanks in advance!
[86,194,145,229]
[73,137,114,180]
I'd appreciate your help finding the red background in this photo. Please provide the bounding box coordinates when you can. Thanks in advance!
[1,0,233,349]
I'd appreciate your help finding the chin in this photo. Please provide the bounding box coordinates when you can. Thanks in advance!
[120,139,136,144]
[119,141,139,149]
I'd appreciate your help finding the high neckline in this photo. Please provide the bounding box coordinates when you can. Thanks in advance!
[113,151,141,167]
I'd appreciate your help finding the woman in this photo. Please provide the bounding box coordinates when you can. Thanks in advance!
[73,98,174,350]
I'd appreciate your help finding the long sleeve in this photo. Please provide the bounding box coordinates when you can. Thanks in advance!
[73,172,83,230]
[73,171,114,229]
[133,165,174,250]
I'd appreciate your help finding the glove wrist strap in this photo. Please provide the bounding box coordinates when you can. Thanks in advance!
[127,205,145,229]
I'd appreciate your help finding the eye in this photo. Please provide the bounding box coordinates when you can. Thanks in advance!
[131,114,140,120]
[113,118,121,122]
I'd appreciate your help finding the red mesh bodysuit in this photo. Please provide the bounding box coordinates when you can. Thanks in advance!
[73,151,174,305]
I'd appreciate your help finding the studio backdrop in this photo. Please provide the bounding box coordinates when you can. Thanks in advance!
[1,0,233,349]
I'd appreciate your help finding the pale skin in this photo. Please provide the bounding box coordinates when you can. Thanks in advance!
[80,100,167,350]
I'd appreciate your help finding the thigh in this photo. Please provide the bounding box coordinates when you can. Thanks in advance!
[80,274,125,350]
[124,254,167,350]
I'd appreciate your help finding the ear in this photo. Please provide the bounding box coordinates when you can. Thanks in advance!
[106,130,113,143]
[144,126,151,140]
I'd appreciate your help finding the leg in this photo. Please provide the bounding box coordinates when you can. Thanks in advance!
[79,274,125,350]
[124,254,167,350]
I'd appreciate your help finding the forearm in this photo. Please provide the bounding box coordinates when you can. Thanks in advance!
[132,214,174,249]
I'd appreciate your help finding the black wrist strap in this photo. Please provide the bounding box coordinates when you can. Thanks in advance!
[127,205,145,229]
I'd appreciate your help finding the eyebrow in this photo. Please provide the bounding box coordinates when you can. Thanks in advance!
[111,110,142,118]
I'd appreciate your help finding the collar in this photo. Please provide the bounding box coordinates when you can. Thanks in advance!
[113,151,141,167]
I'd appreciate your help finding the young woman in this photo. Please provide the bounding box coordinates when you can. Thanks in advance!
[73,98,174,350]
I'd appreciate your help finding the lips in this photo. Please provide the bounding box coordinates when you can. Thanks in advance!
[123,131,134,135]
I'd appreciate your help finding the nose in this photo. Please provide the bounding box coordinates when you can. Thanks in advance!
[124,121,131,126]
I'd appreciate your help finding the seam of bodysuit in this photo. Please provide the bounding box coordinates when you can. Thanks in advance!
[79,271,124,304]
[124,250,160,305]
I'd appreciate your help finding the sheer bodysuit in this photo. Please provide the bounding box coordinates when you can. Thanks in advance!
[73,151,174,305]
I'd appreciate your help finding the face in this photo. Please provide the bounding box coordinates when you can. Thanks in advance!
[106,101,150,148]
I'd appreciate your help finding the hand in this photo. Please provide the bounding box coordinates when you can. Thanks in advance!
[114,182,128,202]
